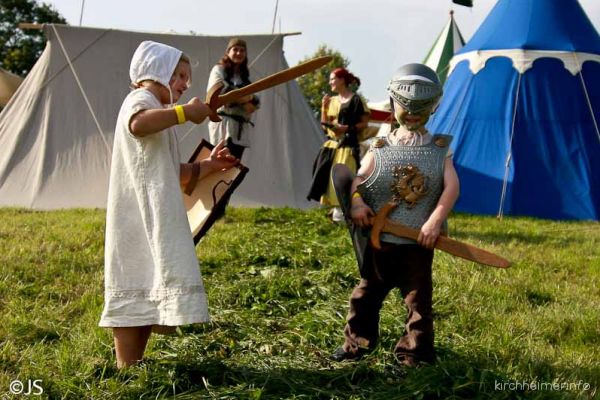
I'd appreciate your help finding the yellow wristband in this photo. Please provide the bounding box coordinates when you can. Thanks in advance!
[351,191,362,199]
[174,105,186,125]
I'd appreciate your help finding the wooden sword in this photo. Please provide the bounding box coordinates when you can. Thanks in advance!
[205,55,332,122]
[370,202,511,268]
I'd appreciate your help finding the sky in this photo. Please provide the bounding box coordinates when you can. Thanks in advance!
[44,0,600,102]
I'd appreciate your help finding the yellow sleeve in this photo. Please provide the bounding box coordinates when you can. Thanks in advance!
[324,96,341,139]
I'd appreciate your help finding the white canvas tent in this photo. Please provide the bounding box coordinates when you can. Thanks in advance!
[0,24,323,209]
[0,67,24,107]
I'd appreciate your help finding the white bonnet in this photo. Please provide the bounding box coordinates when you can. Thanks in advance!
[129,40,183,87]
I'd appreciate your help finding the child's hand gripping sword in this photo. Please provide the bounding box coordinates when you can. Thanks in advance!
[370,202,511,268]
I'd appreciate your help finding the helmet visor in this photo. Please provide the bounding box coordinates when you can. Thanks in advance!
[393,96,439,114]
[387,79,442,114]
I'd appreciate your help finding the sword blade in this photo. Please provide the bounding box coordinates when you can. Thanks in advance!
[211,56,332,108]
[380,220,511,268]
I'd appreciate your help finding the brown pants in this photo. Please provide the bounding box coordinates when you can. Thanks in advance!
[342,244,435,362]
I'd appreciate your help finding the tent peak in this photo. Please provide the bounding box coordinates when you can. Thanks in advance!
[423,10,465,84]
[459,0,600,54]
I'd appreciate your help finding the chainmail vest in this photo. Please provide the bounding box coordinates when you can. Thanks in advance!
[359,134,452,245]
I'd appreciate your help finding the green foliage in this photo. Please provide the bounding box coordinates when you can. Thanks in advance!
[0,0,67,76]
[296,44,350,117]
[0,207,599,399]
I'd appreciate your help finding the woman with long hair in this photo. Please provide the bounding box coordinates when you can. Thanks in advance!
[308,67,370,222]
[207,38,259,160]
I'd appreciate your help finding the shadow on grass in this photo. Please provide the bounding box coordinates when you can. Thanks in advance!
[89,346,597,400]
[452,228,569,246]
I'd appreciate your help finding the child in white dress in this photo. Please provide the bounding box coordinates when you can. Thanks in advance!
[99,41,238,368]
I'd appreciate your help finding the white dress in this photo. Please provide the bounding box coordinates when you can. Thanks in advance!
[99,88,209,328]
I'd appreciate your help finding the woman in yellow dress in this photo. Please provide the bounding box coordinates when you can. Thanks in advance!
[308,67,370,222]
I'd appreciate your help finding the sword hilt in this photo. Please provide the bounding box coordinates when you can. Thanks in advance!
[370,202,398,249]
[205,82,223,122]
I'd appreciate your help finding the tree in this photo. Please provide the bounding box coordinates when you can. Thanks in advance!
[0,0,67,77]
[296,44,352,117]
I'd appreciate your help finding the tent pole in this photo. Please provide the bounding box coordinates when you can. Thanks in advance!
[18,22,43,30]
[573,53,600,144]
[79,0,86,26]
[271,0,279,34]
[498,72,522,220]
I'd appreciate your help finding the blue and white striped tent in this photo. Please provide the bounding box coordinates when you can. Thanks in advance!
[428,0,600,220]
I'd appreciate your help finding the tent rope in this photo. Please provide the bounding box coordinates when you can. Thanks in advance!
[249,34,292,105]
[249,35,280,69]
[51,25,111,153]
[498,72,522,220]
[573,53,600,144]
[249,35,292,106]
[432,63,471,239]
[41,27,110,90]
[446,65,475,134]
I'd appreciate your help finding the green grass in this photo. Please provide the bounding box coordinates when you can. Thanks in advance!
[0,207,598,399]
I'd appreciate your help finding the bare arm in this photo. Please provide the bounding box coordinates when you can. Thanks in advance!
[355,113,370,131]
[350,151,376,227]
[418,157,460,249]
[130,108,177,137]
[130,97,212,137]
[334,111,370,138]
[180,163,197,189]
[179,139,239,189]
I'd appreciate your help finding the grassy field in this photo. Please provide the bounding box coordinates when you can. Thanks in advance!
[0,207,598,399]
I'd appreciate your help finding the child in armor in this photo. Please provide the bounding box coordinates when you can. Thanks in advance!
[331,63,459,366]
